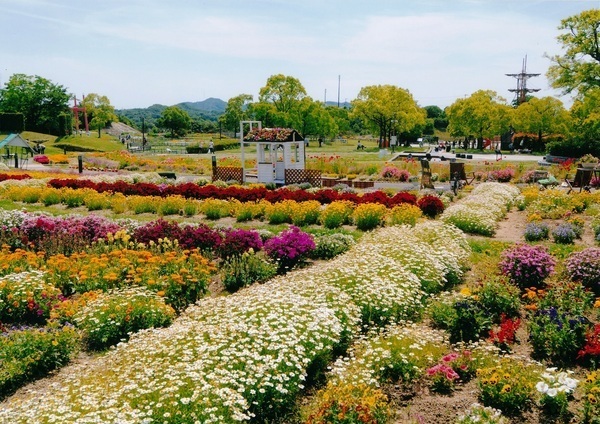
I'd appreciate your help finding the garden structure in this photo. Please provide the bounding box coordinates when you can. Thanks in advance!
[232,121,320,186]
[0,134,34,168]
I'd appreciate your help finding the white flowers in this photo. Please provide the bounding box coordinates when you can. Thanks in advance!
[441,182,522,236]
[536,368,579,397]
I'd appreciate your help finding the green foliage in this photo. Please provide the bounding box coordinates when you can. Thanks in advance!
[0,324,80,399]
[477,358,540,416]
[0,74,70,135]
[446,90,512,142]
[351,84,426,146]
[546,9,600,95]
[529,306,590,366]
[311,233,355,260]
[73,287,175,350]
[220,250,277,292]
[0,113,25,132]
[475,277,521,323]
[428,294,492,343]
[158,106,192,138]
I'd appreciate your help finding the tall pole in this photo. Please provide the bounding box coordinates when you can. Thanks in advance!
[324,88,327,104]
[337,75,340,108]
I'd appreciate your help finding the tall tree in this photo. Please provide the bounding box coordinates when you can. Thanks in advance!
[351,85,425,147]
[546,9,600,94]
[446,90,512,148]
[570,86,600,142]
[258,74,307,115]
[81,93,118,138]
[293,98,338,139]
[0,74,70,135]
[512,96,570,149]
[220,94,253,136]
[158,106,191,138]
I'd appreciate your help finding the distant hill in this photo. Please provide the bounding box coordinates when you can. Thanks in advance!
[116,98,227,130]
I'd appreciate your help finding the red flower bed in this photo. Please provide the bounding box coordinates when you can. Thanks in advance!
[46,178,418,207]
[0,173,32,182]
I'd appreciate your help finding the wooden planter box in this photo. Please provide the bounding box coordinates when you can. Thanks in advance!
[321,177,340,187]
[353,180,375,189]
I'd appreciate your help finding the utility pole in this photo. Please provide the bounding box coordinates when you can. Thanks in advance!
[506,55,540,106]
[337,75,340,108]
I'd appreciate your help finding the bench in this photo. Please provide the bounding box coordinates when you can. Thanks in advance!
[158,172,177,180]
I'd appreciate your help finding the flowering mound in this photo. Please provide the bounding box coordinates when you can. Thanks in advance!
[441,182,521,236]
[499,244,556,289]
[565,248,600,292]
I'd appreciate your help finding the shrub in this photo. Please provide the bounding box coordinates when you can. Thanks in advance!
[552,223,577,244]
[475,278,521,322]
[0,324,80,399]
[73,287,175,350]
[490,167,515,182]
[352,203,387,230]
[565,248,600,292]
[429,295,491,344]
[523,222,549,241]
[217,228,263,260]
[380,166,410,182]
[417,195,445,218]
[319,200,354,229]
[157,195,186,216]
[311,233,355,260]
[33,155,49,164]
[263,226,315,273]
[498,244,556,289]
[529,307,590,366]
[0,271,63,324]
[477,358,541,415]
[220,250,277,292]
[303,382,390,424]
[580,370,600,423]
[535,369,578,420]
[132,219,183,246]
[488,314,521,352]
[426,363,460,393]
[388,203,422,226]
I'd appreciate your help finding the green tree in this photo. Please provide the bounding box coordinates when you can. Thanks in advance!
[570,87,600,142]
[424,105,448,131]
[293,98,338,139]
[81,93,118,138]
[0,73,70,135]
[546,9,600,94]
[351,85,426,147]
[258,74,307,114]
[220,94,253,137]
[512,96,570,150]
[446,90,512,149]
[158,106,191,138]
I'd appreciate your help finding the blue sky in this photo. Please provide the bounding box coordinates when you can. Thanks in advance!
[1,0,598,109]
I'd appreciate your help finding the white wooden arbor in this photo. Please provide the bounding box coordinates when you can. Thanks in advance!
[240,121,306,185]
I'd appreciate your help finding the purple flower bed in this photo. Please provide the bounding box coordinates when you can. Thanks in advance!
[499,244,556,289]
[264,226,315,273]
[565,248,600,293]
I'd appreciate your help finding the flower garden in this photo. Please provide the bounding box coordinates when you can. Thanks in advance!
[0,165,600,423]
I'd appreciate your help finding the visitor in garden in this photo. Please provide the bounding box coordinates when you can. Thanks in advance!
[357,141,365,150]
[208,140,214,154]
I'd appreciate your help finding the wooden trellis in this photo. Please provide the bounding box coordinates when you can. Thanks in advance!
[213,166,243,183]
[284,169,322,187]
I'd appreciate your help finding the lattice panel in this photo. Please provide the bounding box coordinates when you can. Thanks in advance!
[285,169,322,187]
[213,167,243,183]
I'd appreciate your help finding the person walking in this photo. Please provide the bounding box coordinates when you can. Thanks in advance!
[208,140,214,154]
